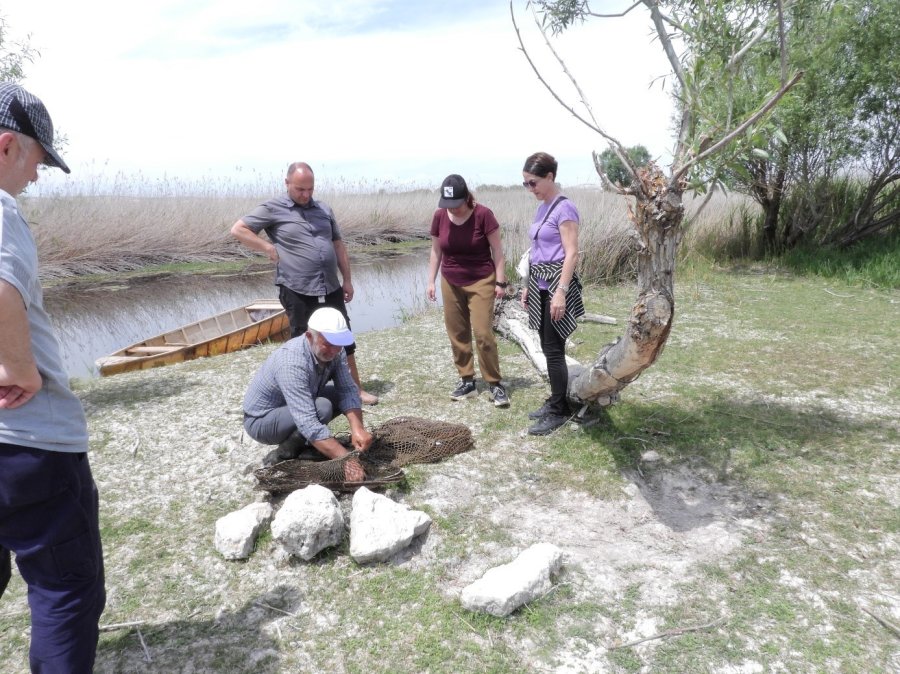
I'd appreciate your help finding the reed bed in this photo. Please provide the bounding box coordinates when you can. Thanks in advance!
[21,176,753,282]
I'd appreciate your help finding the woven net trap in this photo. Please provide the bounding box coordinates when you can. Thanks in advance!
[254,416,475,493]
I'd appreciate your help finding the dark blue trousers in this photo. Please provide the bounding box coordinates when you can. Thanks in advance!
[0,442,106,673]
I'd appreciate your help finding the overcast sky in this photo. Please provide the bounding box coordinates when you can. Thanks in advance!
[3,0,676,193]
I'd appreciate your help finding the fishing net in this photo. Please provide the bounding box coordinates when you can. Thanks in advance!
[254,416,475,494]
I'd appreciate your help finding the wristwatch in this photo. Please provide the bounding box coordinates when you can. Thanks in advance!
[495,281,509,288]
[558,283,570,294]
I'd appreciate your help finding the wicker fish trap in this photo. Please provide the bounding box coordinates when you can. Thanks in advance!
[254,416,474,494]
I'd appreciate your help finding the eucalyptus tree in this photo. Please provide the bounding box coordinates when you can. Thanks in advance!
[507,0,802,409]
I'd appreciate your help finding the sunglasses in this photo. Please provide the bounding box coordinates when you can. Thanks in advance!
[522,179,541,188]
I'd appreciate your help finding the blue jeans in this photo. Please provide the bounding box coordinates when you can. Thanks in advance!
[0,443,106,673]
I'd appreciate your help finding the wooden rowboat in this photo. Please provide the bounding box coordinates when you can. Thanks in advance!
[96,299,290,377]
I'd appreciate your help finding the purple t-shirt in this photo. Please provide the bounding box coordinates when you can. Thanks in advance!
[528,197,580,289]
[430,203,500,287]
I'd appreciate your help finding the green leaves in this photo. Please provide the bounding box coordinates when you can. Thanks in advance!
[597,145,652,187]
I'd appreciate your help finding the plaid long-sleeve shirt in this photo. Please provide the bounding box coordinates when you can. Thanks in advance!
[242,335,361,443]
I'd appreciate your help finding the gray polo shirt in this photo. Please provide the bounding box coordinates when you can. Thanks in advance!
[0,189,89,453]
[242,196,343,296]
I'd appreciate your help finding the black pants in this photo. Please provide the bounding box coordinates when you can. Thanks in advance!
[278,285,357,356]
[538,290,571,415]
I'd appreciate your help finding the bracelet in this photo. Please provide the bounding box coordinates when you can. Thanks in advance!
[495,281,509,288]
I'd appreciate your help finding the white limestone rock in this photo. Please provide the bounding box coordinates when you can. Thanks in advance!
[271,485,344,560]
[214,501,274,560]
[349,487,432,564]
[460,543,564,617]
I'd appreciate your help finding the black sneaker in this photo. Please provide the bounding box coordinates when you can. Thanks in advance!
[489,383,510,408]
[450,378,477,400]
[527,413,569,436]
[527,400,552,420]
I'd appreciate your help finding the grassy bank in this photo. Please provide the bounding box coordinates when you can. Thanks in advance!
[2,261,897,672]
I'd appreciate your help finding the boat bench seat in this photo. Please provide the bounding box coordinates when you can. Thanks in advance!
[126,345,184,355]
[245,303,281,311]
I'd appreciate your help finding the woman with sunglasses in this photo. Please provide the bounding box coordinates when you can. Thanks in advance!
[427,174,510,408]
[521,152,585,435]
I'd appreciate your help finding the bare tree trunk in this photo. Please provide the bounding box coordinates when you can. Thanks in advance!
[568,164,683,406]
[504,1,800,411]
[496,164,684,409]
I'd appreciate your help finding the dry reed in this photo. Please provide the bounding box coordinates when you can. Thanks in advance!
[21,175,754,282]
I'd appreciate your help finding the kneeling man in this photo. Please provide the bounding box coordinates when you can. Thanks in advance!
[243,307,371,481]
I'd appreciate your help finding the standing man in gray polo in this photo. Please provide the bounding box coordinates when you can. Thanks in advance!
[231,162,378,405]
[0,81,106,672]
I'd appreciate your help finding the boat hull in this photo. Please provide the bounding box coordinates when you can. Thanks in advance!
[96,300,290,377]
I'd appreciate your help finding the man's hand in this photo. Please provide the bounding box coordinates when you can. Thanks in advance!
[0,382,39,409]
[343,280,354,303]
[351,426,373,452]
[265,245,279,263]
[0,281,42,409]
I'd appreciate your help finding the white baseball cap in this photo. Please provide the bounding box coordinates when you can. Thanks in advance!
[308,307,355,346]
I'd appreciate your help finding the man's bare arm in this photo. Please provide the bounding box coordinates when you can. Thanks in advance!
[333,239,354,302]
[231,220,278,263]
[0,279,41,409]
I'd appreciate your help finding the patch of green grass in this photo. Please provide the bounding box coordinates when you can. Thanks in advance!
[776,231,900,289]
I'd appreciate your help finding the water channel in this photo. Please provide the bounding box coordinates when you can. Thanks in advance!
[44,248,440,379]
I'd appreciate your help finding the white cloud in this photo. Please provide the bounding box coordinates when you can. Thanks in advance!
[3,0,676,192]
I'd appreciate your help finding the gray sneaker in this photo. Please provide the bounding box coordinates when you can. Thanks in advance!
[450,378,477,400]
[489,383,510,408]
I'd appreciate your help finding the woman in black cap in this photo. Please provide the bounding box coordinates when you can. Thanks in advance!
[426,174,510,407]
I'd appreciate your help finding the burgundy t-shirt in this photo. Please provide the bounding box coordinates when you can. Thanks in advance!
[430,203,500,287]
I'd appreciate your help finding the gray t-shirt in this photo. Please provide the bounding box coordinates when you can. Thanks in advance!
[242,196,343,296]
[0,190,88,453]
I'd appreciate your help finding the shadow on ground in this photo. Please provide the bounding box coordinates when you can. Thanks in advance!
[95,586,303,673]
[576,395,893,533]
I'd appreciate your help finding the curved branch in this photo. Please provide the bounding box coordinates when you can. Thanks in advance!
[725,23,770,73]
[644,0,692,160]
[583,0,641,19]
[510,1,621,146]
[528,4,637,182]
[644,0,686,91]
[672,70,804,186]
[530,3,602,129]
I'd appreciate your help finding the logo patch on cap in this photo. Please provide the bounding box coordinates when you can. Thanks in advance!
[443,186,454,198]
